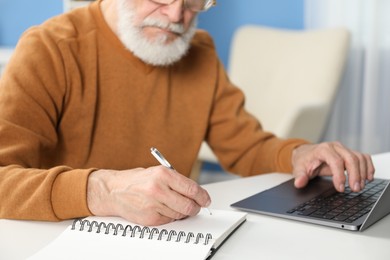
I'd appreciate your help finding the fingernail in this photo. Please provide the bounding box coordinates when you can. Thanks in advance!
[339,184,345,192]
[354,182,361,192]
[361,180,365,190]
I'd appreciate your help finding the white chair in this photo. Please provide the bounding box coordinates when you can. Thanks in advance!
[0,48,14,76]
[192,25,350,180]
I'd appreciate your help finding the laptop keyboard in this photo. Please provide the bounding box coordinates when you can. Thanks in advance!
[287,179,388,223]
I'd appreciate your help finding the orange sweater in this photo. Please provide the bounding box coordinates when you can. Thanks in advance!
[0,1,307,221]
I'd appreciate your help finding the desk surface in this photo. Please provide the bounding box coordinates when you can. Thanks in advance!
[1,153,390,260]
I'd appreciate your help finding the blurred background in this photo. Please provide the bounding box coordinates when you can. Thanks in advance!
[0,0,389,182]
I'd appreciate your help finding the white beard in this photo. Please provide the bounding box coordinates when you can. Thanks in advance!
[116,0,198,66]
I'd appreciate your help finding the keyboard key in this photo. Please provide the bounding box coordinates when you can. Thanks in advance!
[286,178,388,223]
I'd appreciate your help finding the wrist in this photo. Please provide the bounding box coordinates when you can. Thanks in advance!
[87,169,116,216]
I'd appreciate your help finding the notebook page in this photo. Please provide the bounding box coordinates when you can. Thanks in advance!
[157,208,247,248]
[28,209,246,260]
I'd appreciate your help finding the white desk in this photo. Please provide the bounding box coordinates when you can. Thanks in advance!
[1,153,390,259]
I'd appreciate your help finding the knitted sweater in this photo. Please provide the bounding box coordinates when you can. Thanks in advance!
[0,1,307,221]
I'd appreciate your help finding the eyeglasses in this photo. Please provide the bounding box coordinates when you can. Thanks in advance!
[150,0,216,12]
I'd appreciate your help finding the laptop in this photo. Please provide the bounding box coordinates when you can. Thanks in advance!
[231,176,390,231]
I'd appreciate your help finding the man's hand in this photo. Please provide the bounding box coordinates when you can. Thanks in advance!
[87,166,211,226]
[292,142,375,192]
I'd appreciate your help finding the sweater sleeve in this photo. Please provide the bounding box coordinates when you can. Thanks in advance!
[0,165,93,221]
[206,59,310,176]
[0,27,93,221]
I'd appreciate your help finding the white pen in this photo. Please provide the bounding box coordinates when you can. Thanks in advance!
[150,147,212,215]
[150,147,176,171]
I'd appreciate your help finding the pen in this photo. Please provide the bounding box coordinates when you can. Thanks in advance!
[150,147,176,171]
[150,147,212,215]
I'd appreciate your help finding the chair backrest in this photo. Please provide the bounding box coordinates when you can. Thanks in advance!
[227,25,350,142]
[193,25,350,177]
[0,48,14,76]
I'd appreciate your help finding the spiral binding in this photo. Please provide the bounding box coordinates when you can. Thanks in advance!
[71,218,213,245]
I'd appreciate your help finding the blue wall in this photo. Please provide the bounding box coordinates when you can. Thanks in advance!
[0,0,304,67]
[0,0,62,46]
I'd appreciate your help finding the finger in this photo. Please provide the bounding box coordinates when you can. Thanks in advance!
[292,143,346,191]
[142,213,175,226]
[365,154,375,181]
[167,170,211,208]
[121,191,188,226]
[293,172,310,189]
[133,209,180,226]
[159,188,202,217]
[149,166,210,216]
[118,200,179,226]
[354,152,367,189]
[155,203,189,221]
[293,162,327,188]
[292,145,328,188]
[316,143,347,192]
[333,143,361,192]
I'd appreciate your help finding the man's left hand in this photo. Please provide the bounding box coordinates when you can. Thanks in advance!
[292,142,375,192]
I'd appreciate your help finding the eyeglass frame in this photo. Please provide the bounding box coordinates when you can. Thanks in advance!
[149,0,217,12]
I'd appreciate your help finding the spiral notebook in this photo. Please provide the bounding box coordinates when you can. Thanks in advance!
[28,209,247,260]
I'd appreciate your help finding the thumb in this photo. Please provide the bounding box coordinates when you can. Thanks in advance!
[293,171,310,189]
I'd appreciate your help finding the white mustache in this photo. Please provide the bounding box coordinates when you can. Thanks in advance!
[141,18,186,34]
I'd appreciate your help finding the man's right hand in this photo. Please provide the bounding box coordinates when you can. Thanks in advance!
[87,166,211,226]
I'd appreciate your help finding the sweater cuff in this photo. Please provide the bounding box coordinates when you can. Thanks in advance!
[51,168,95,220]
[276,139,310,173]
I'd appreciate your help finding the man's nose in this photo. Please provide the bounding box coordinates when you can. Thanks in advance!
[160,0,184,23]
